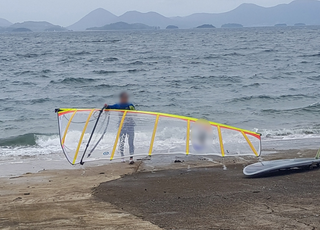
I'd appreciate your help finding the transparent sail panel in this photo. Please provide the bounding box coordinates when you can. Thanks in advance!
[56,109,261,165]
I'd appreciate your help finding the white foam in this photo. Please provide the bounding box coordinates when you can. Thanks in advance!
[259,128,320,141]
[1,127,320,159]
[0,134,61,157]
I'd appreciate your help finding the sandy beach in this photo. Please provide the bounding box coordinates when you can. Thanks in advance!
[1,149,320,229]
[0,162,161,229]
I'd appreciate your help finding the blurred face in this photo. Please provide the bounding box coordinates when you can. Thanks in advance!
[120,93,129,104]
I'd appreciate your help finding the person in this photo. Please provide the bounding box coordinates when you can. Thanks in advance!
[105,92,136,164]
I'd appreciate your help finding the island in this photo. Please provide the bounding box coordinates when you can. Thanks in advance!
[9,21,67,32]
[274,23,287,27]
[221,23,243,28]
[196,24,215,29]
[166,25,179,29]
[87,22,159,31]
[294,23,306,26]
[45,26,67,32]
[12,28,33,32]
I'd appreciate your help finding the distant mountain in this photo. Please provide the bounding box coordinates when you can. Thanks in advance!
[197,24,215,29]
[87,22,158,31]
[45,26,68,32]
[9,21,67,32]
[69,0,320,30]
[68,8,117,31]
[0,18,12,27]
[12,28,33,33]
[0,0,319,32]
[166,25,179,29]
[294,23,306,26]
[70,9,172,30]
[180,0,320,27]
[275,23,288,27]
[118,11,172,28]
[221,23,243,28]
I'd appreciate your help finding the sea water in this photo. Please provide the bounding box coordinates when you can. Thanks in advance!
[1,27,320,175]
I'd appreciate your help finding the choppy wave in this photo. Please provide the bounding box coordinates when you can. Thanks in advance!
[229,94,314,103]
[210,75,242,83]
[14,70,34,76]
[0,133,38,147]
[242,83,260,88]
[30,98,50,104]
[69,51,91,56]
[93,69,146,75]
[259,128,320,140]
[263,49,277,53]
[130,61,144,65]
[202,54,219,59]
[92,39,120,43]
[0,133,61,157]
[41,69,51,73]
[261,102,320,114]
[307,75,320,81]
[299,53,320,57]
[93,70,118,75]
[12,81,36,86]
[82,83,139,90]
[190,75,242,83]
[50,77,98,84]
[16,53,39,58]
[38,74,50,78]
[127,68,146,73]
[222,52,244,57]
[103,57,119,62]
[91,83,112,89]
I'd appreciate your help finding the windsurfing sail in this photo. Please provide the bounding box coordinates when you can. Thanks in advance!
[55,108,262,165]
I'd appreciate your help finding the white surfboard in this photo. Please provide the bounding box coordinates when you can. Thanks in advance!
[243,158,320,177]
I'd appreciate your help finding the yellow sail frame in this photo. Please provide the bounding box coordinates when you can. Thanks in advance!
[57,108,261,164]
[72,109,95,164]
[110,111,128,160]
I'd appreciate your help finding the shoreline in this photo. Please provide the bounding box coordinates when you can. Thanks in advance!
[2,134,320,178]
[1,148,320,229]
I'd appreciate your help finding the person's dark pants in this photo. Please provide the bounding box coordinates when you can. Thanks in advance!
[119,126,134,157]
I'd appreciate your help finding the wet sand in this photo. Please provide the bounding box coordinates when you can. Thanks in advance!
[1,149,320,229]
[95,150,320,230]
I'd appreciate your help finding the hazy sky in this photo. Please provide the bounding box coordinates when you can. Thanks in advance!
[0,0,293,26]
